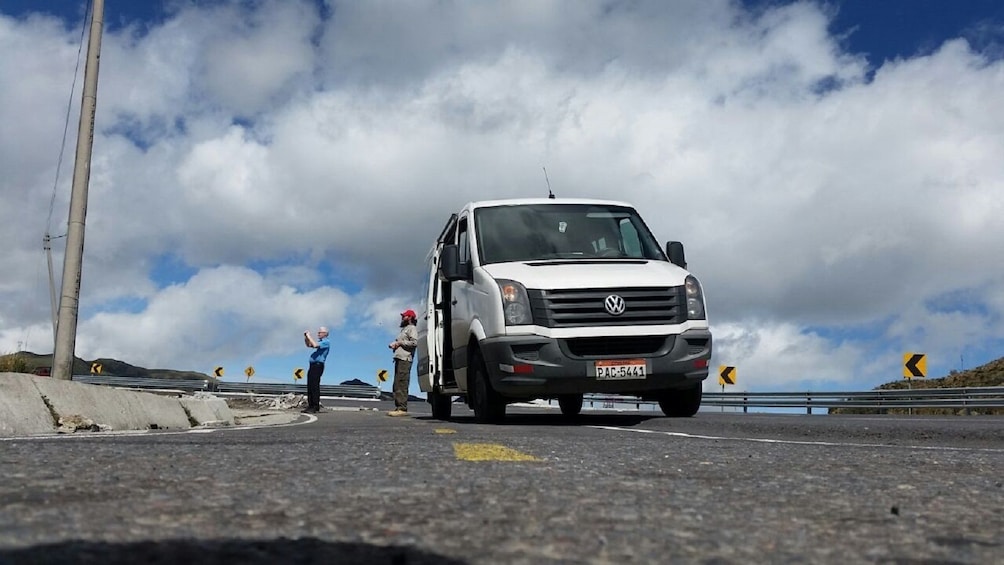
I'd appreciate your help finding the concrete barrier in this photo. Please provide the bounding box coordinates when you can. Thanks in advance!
[180,394,234,426]
[0,373,236,437]
[0,373,57,436]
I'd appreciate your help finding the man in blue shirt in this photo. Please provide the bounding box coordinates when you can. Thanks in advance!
[303,326,330,413]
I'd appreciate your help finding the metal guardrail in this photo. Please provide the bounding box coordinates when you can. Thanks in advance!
[703,387,1004,414]
[72,375,211,392]
[70,376,1003,413]
[72,375,381,400]
[214,381,381,399]
[585,387,1004,414]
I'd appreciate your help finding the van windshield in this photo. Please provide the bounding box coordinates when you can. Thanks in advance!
[474,203,667,264]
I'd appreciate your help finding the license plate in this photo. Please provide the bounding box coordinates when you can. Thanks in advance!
[594,359,647,380]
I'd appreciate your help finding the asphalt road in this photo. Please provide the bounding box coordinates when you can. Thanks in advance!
[1,402,1002,564]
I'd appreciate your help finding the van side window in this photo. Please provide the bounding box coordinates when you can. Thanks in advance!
[458,218,470,265]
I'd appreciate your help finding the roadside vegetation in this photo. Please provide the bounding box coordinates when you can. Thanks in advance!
[0,351,30,373]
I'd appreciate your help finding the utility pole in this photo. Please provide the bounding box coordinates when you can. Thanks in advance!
[52,0,104,381]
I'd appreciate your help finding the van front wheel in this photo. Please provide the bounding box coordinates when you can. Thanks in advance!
[658,384,702,417]
[471,355,505,424]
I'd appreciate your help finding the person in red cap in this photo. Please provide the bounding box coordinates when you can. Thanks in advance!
[387,309,419,416]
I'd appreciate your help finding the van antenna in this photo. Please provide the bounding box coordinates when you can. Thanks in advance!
[543,167,555,199]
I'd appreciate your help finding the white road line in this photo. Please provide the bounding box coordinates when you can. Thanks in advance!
[590,425,1004,453]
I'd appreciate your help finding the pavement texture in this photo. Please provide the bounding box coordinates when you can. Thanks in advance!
[1,408,1001,564]
[0,372,235,437]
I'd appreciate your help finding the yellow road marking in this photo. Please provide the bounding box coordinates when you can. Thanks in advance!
[453,442,539,461]
[434,428,457,434]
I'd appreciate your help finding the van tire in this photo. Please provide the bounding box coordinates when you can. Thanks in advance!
[658,384,702,417]
[471,354,505,424]
[429,391,452,421]
[558,394,583,417]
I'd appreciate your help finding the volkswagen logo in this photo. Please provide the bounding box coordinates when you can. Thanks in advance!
[604,294,626,316]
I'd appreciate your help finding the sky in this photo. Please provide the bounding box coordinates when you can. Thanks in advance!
[1,0,1003,396]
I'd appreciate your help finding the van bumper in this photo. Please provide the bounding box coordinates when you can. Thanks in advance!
[478,330,711,398]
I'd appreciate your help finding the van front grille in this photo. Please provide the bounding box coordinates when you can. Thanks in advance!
[564,336,669,357]
[527,287,685,327]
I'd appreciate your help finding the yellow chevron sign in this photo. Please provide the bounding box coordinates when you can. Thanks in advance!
[903,353,926,379]
[294,368,304,380]
[377,369,389,382]
[718,365,736,386]
[90,362,102,374]
[245,366,255,378]
[214,366,224,377]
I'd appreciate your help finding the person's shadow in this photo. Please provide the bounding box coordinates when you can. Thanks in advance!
[0,538,467,565]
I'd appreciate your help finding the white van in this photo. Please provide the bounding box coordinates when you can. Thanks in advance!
[417,198,712,422]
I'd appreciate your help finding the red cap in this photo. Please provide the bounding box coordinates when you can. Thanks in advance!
[401,309,417,318]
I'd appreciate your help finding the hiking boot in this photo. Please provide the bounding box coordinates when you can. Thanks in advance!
[387,409,409,417]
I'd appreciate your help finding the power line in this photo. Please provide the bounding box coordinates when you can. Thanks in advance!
[46,0,92,233]
[33,0,92,354]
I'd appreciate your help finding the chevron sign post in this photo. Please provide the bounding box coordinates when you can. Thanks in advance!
[717,366,736,412]
[902,352,927,414]
[376,369,389,394]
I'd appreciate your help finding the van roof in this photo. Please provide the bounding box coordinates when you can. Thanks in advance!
[463,197,635,211]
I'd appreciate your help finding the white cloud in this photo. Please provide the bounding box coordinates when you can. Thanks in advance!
[712,321,866,390]
[2,1,1003,389]
[75,265,351,370]
[200,0,318,116]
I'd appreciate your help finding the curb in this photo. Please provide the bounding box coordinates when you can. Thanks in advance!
[0,372,236,437]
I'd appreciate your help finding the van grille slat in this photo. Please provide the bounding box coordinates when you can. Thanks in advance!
[564,336,670,357]
[528,287,685,328]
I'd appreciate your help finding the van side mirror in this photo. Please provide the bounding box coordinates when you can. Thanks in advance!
[439,244,471,281]
[666,241,687,269]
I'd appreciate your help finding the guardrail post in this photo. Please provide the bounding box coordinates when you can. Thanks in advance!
[743,393,748,414]
[806,392,812,415]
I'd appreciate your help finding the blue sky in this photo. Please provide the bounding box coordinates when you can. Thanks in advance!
[2,0,1003,395]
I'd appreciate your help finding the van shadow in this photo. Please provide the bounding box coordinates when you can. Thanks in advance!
[419,412,659,427]
[0,538,467,565]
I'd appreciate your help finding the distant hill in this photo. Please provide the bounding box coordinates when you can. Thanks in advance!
[831,356,1004,415]
[8,351,216,382]
[875,356,1004,390]
[343,377,422,402]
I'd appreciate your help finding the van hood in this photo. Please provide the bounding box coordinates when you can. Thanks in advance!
[481,260,691,289]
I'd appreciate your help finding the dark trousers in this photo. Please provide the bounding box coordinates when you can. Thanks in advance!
[393,358,413,410]
[307,362,324,409]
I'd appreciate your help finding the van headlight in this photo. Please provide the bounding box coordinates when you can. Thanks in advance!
[685,275,706,320]
[497,279,532,325]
